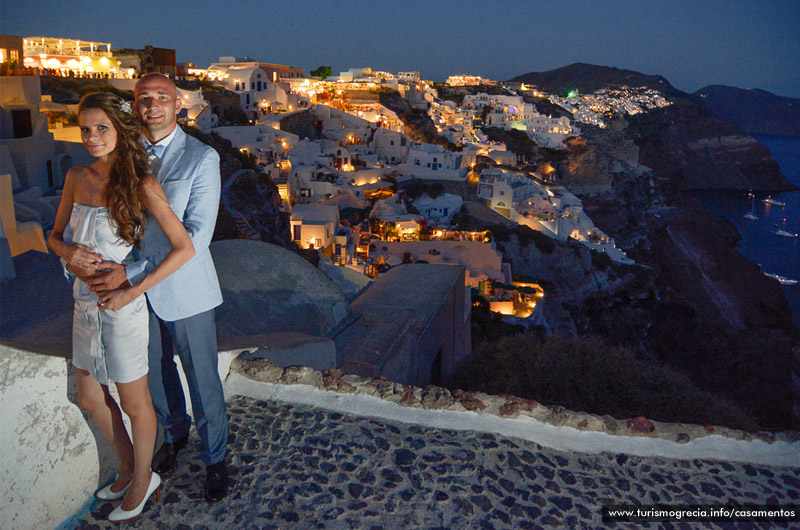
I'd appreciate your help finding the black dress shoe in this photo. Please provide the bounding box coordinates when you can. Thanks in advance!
[153,436,188,474]
[205,461,229,503]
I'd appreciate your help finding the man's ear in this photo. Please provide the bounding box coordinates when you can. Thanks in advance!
[175,96,182,114]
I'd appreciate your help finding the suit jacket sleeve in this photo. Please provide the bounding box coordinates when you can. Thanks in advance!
[182,147,221,253]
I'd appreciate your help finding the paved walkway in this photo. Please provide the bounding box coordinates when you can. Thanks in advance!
[74,395,799,529]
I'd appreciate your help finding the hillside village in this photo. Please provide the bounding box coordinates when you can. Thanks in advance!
[2,38,670,325]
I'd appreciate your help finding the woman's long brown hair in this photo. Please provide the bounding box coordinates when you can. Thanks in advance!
[78,92,149,247]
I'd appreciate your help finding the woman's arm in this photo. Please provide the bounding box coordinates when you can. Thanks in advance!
[99,176,195,311]
[48,167,103,275]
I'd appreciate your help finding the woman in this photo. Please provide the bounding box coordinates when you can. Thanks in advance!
[49,92,194,522]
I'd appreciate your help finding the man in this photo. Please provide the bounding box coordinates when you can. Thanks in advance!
[87,73,228,502]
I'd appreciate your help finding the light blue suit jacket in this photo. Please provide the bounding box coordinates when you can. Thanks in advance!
[126,126,223,322]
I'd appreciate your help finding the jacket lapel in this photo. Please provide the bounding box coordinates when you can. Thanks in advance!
[157,127,186,184]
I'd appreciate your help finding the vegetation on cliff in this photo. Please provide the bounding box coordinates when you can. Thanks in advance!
[446,333,756,431]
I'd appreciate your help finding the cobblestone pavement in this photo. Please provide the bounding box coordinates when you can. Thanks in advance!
[75,396,800,529]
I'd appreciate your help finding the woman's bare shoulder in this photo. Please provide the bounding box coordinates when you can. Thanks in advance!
[65,164,90,182]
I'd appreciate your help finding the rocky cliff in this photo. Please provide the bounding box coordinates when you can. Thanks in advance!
[695,85,800,138]
[628,98,793,191]
[491,64,800,429]
[556,118,643,195]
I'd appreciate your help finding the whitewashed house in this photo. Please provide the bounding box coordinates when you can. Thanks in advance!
[412,193,463,225]
[312,105,372,144]
[478,168,548,218]
[213,66,293,118]
[213,125,298,165]
[399,142,469,181]
[332,224,357,265]
[398,71,420,83]
[290,204,340,254]
[485,149,517,166]
[214,66,267,116]
[288,139,353,171]
[372,128,410,165]
[1,74,91,230]
[286,139,390,203]
[464,93,573,149]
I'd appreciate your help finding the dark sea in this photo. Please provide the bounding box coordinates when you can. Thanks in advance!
[698,135,800,329]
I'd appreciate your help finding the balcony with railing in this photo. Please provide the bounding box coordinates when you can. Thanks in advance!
[23,38,113,59]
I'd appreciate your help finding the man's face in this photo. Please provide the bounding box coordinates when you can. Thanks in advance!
[135,75,181,141]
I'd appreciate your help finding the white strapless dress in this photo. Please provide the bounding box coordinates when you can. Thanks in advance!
[69,203,148,385]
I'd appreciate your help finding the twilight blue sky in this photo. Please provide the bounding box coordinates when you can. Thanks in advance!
[4,0,799,97]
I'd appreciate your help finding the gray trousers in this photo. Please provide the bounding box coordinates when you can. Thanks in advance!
[147,306,228,466]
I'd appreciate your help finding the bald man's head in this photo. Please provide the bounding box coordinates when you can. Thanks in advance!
[135,74,181,142]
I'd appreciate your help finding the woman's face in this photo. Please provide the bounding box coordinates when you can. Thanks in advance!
[79,108,118,159]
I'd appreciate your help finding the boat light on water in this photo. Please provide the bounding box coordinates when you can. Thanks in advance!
[743,193,758,220]
[762,197,786,207]
[773,228,798,238]
[764,272,799,286]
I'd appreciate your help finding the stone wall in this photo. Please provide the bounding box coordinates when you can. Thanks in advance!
[3,342,798,529]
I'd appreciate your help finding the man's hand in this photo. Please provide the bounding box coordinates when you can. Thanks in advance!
[98,287,138,312]
[86,262,131,293]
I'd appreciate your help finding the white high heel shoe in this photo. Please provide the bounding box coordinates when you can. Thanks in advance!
[96,476,131,501]
[108,471,161,523]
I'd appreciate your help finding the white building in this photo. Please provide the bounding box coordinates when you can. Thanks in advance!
[399,142,469,181]
[372,128,410,165]
[213,66,280,118]
[398,71,420,83]
[290,204,340,253]
[509,115,573,149]
[176,87,218,129]
[287,139,391,203]
[0,74,91,230]
[478,168,549,218]
[312,105,372,144]
[213,124,298,165]
[462,93,526,113]
[464,93,574,149]
[206,58,304,82]
[446,75,495,86]
[412,193,463,226]
[332,224,357,266]
[288,139,352,171]
[371,239,504,288]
